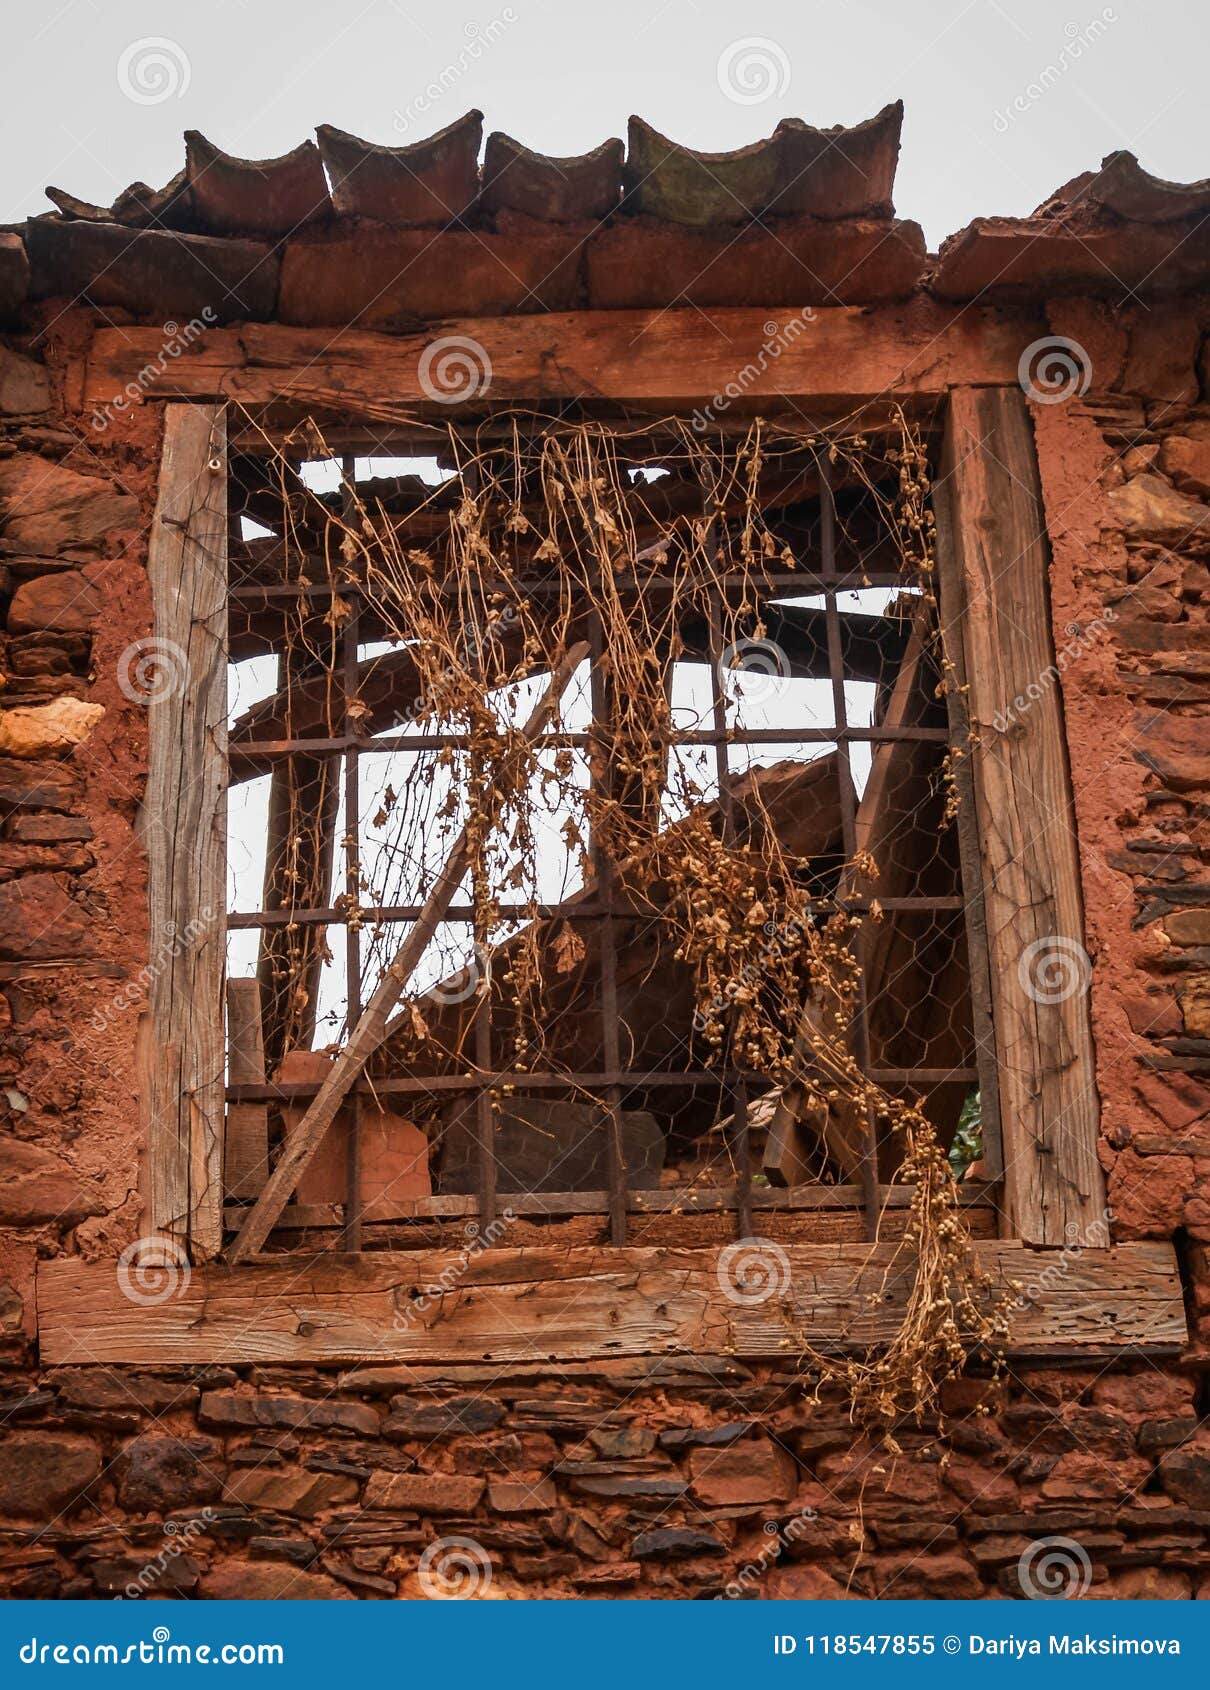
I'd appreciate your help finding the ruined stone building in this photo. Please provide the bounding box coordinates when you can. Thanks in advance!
[0,105,1207,1600]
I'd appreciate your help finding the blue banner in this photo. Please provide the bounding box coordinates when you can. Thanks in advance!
[0,1600,1198,1687]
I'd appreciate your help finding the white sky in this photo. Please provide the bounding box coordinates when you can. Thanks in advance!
[2,0,1207,248]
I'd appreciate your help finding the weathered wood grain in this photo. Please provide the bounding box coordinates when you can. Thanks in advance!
[138,404,227,1260]
[83,303,1044,417]
[37,1240,1184,1365]
[936,388,1105,1245]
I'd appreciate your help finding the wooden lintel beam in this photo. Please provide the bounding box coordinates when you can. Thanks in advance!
[83,304,1045,419]
[37,1240,1184,1365]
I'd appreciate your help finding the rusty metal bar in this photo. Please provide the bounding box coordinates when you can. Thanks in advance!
[226,1064,979,1104]
[339,455,363,1251]
[588,612,627,1246]
[229,570,908,604]
[230,723,950,769]
[228,893,967,931]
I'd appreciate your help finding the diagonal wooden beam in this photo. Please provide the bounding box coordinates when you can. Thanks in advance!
[227,641,590,1262]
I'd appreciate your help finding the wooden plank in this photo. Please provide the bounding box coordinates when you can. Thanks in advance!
[932,473,1005,1183]
[220,1202,1001,1251]
[224,979,269,1201]
[37,1240,1185,1365]
[227,643,591,1263]
[138,403,227,1260]
[937,388,1105,1245]
[83,304,1044,417]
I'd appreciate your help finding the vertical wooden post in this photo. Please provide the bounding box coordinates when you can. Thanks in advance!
[224,978,268,1200]
[936,387,1105,1246]
[139,403,228,1261]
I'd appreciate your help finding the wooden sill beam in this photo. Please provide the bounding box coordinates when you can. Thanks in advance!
[36,1240,1185,1365]
[83,303,1044,419]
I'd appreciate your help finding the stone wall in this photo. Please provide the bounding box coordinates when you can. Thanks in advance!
[0,301,1207,1601]
[0,1359,1205,1601]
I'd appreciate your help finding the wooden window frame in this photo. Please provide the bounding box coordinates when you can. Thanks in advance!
[148,379,1107,1258]
[38,310,1182,1365]
[140,402,228,1264]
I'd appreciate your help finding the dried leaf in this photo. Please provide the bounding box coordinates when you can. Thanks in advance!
[551,921,585,975]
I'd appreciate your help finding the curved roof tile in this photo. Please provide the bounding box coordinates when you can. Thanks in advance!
[769,102,902,220]
[185,133,331,237]
[11,113,1210,322]
[482,134,624,222]
[624,117,785,225]
[1036,150,1210,225]
[46,169,194,232]
[317,113,482,225]
[623,104,902,226]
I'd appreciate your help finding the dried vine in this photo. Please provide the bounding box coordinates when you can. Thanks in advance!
[230,403,1010,1428]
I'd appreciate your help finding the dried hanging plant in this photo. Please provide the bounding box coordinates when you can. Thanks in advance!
[231,401,1010,1429]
